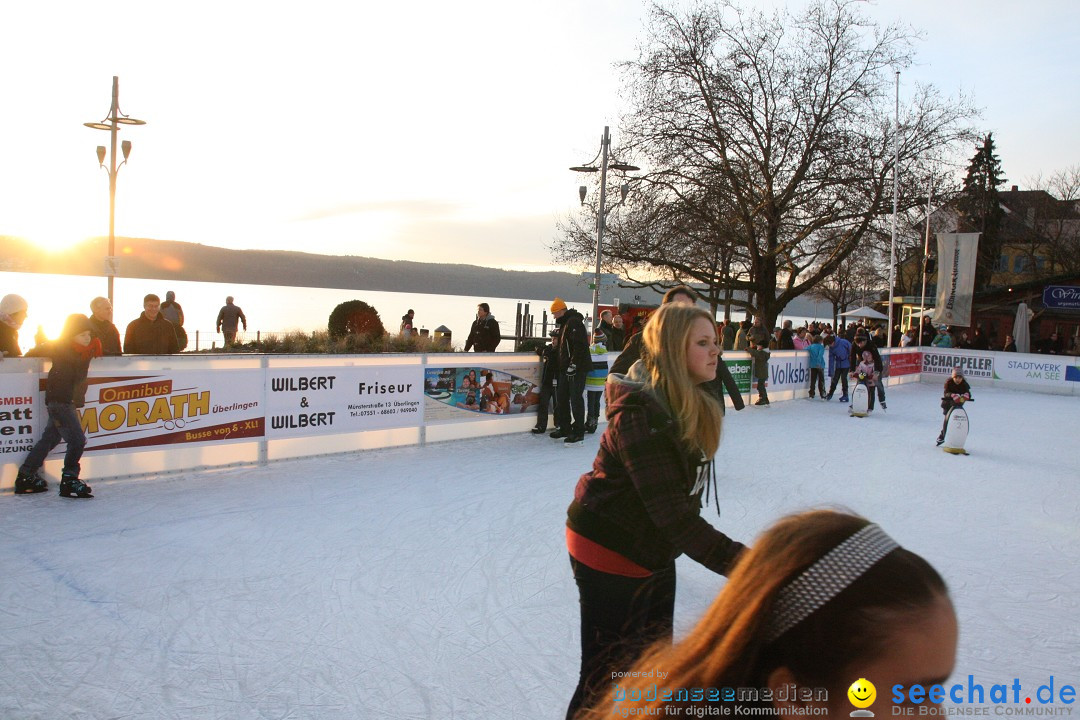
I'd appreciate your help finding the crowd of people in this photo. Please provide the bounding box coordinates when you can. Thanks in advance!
[0,292,249,360]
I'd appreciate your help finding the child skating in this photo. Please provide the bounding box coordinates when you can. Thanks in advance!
[14,314,102,497]
[936,366,972,447]
[849,349,877,414]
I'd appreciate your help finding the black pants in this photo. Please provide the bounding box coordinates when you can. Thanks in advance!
[586,390,602,423]
[555,371,587,434]
[809,368,826,397]
[535,378,556,430]
[828,370,849,397]
[21,402,86,477]
[566,557,676,719]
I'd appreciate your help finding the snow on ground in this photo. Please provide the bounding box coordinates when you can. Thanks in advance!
[1,382,1077,719]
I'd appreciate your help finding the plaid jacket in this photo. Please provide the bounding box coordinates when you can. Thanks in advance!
[566,369,745,575]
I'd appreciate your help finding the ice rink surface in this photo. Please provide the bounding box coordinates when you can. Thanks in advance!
[2,382,1078,719]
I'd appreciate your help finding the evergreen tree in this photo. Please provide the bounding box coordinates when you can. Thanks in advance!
[957,133,1007,290]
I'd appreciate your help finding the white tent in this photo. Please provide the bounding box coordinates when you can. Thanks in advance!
[910,307,937,318]
[840,306,889,320]
[1013,301,1033,353]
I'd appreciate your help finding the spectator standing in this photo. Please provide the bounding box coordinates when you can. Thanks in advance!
[463,302,500,352]
[564,303,745,718]
[216,296,248,347]
[807,334,826,399]
[972,325,989,350]
[550,298,590,444]
[597,310,616,344]
[124,294,179,355]
[792,326,811,350]
[824,334,852,402]
[733,319,749,350]
[778,319,795,350]
[14,314,102,497]
[400,309,415,337]
[900,327,915,348]
[747,316,769,349]
[160,290,188,351]
[608,314,626,352]
[931,325,953,348]
[721,318,736,351]
[1002,334,1017,352]
[1036,331,1064,355]
[88,297,122,356]
[0,294,29,357]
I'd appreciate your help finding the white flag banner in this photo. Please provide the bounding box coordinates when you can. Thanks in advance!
[933,232,980,327]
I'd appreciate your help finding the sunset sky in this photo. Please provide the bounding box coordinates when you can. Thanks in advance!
[2,0,1077,273]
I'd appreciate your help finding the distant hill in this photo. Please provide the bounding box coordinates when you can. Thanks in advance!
[0,235,832,318]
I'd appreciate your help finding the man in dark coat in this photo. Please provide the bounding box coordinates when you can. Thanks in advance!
[89,296,122,356]
[550,298,591,443]
[124,294,179,355]
[463,302,500,352]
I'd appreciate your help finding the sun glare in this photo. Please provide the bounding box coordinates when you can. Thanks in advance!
[28,231,88,253]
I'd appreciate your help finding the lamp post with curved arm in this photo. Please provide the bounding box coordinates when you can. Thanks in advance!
[570,126,638,328]
[84,76,145,306]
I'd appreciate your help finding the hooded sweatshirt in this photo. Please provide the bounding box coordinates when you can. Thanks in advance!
[566,362,745,576]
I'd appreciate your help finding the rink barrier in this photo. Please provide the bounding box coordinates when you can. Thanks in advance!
[2,348,1076,488]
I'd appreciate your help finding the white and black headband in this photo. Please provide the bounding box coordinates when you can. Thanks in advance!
[765,524,899,643]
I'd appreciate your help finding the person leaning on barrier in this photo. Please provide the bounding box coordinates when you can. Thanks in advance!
[88,296,122,356]
[0,293,29,358]
[124,294,179,355]
[464,302,500,352]
[578,510,956,720]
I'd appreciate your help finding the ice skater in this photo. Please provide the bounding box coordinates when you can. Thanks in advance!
[564,303,746,718]
[584,328,608,434]
[581,510,955,719]
[936,366,972,446]
[15,314,102,497]
[824,334,852,402]
[850,350,878,412]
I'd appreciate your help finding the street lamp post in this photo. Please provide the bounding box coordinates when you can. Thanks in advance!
[84,75,145,306]
[570,126,638,328]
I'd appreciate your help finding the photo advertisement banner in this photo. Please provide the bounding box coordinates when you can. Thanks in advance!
[423,361,543,424]
[933,232,980,327]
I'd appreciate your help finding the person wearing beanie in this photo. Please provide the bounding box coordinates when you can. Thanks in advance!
[88,296,122,356]
[15,314,103,497]
[584,329,609,434]
[463,302,500,352]
[0,293,29,358]
[550,299,591,443]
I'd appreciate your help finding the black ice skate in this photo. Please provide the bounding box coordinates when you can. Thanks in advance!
[59,474,93,499]
[14,469,48,494]
[584,419,598,434]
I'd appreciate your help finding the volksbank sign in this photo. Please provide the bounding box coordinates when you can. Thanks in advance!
[1042,285,1080,311]
[768,357,812,388]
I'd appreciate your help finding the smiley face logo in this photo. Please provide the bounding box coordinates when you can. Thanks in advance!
[848,678,877,709]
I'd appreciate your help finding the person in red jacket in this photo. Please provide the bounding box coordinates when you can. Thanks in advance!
[564,303,746,718]
[15,314,102,497]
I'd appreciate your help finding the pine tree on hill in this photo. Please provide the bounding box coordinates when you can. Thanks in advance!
[957,133,1007,290]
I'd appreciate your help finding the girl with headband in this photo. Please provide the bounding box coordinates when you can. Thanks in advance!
[577,510,956,718]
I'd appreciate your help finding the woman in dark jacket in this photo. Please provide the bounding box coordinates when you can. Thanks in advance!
[564,303,746,718]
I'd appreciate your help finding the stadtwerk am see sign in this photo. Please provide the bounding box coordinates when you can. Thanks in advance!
[1042,285,1080,311]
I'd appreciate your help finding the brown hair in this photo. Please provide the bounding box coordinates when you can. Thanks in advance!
[580,510,948,717]
[641,303,722,457]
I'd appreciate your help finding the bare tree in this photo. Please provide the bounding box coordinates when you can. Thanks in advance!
[554,0,976,328]
[1022,165,1080,274]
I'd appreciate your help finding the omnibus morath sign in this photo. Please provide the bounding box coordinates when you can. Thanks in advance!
[1042,285,1080,311]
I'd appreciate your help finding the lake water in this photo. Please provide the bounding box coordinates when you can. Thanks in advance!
[1,271,827,354]
[0,271,588,354]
